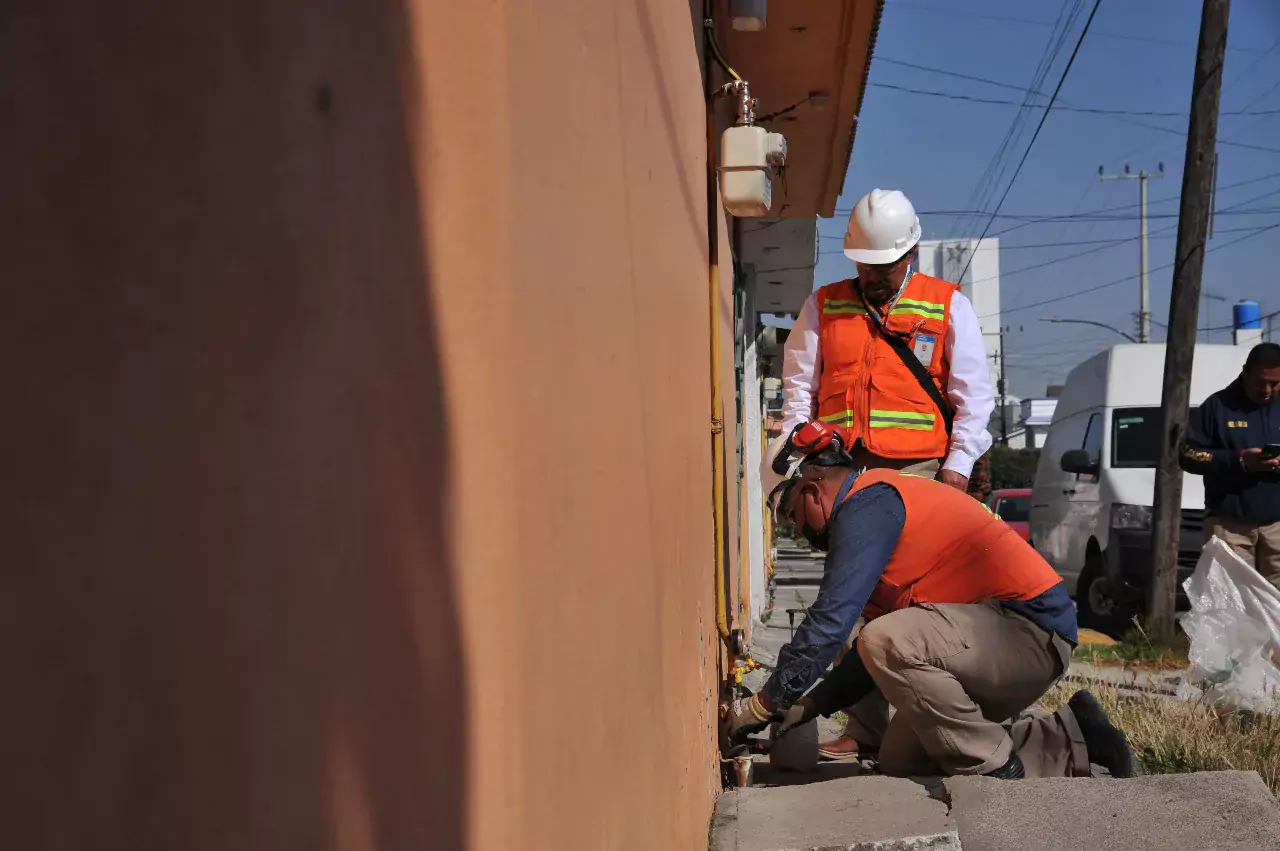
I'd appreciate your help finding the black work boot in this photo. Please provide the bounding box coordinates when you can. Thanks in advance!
[983,750,1026,779]
[1068,690,1139,778]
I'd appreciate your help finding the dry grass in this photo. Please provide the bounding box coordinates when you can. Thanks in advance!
[1040,677,1280,797]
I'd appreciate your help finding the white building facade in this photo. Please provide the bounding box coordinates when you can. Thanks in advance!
[914,238,1002,393]
[914,238,1018,444]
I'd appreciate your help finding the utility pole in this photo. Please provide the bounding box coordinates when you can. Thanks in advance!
[985,326,1011,447]
[1100,162,1165,343]
[998,326,1009,447]
[1150,0,1230,638]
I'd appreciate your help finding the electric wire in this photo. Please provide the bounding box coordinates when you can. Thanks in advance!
[702,1,741,81]
[832,170,1280,224]
[957,0,1120,288]
[983,222,1280,319]
[947,0,1086,240]
[875,55,1280,157]
[868,82,1280,116]
[887,0,1279,56]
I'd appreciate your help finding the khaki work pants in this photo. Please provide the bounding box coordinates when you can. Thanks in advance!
[834,452,942,740]
[1205,515,1280,587]
[848,601,1089,778]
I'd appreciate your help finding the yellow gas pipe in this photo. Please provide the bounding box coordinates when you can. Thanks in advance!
[709,261,732,647]
[704,3,757,724]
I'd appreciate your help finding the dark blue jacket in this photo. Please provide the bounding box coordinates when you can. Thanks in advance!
[1180,378,1280,525]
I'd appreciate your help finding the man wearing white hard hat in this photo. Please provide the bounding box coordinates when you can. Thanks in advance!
[777,188,995,760]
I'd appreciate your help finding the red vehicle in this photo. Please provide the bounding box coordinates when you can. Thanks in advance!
[988,488,1031,541]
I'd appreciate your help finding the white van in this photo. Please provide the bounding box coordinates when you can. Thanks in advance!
[1029,343,1247,632]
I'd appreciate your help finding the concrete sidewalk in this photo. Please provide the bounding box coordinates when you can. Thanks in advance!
[712,771,1280,851]
[721,551,1280,850]
[713,775,960,851]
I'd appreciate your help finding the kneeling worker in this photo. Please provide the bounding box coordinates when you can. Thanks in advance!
[730,426,1137,779]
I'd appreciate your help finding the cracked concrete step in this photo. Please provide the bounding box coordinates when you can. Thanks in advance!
[712,776,959,851]
[944,771,1280,851]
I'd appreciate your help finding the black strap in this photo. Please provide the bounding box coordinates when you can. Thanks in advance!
[878,328,956,437]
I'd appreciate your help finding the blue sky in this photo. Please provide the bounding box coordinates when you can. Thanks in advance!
[814,0,1280,397]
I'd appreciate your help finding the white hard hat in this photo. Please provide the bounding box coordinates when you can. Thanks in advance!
[843,189,922,265]
[761,432,803,508]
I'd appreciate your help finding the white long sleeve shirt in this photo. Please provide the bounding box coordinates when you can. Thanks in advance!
[780,287,995,478]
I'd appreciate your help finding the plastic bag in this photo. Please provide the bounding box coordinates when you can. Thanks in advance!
[1177,535,1280,714]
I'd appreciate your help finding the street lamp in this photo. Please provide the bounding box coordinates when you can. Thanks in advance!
[1041,317,1138,343]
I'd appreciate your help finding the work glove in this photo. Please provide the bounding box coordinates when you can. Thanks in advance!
[726,692,775,743]
[771,696,819,738]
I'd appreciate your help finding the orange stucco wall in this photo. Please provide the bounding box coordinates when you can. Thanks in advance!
[3,1,744,850]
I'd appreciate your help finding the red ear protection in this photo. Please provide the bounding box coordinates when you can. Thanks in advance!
[772,421,840,475]
[791,421,837,455]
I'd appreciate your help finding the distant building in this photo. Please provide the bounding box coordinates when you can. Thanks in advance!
[1019,397,1060,449]
[915,238,1002,395]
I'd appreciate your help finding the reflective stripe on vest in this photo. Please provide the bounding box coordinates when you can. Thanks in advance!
[822,299,868,316]
[868,409,936,431]
[892,297,947,320]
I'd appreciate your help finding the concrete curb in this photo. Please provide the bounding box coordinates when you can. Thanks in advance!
[944,771,1280,851]
[710,777,956,851]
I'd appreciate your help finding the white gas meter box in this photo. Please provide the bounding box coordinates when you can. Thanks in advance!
[721,125,787,218]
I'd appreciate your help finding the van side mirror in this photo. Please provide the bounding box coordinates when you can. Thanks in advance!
[1060,449,1099,476]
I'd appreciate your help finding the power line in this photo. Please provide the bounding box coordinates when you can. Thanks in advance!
[1223,38,1280,101]
[948,0,1086,241]
[988,171,1280,235]
[970,224,1265,286]
[1096,110,1280,155]
[955,0,1101,284]
[819,234,1126,247]
[830,170,1280,235]
[1201,306,1280,332]
[961,188,1280,289]
[985,223,1280,319]
[819,220,1259,250]
[874,57,1030,96]
[1238,78,1280,117]
[886,0,1279,55]
[868,81,1280,116]
[872,55,1280,156]
[833,178,1280,222]
[844,205,1280,222]
[967,190,1280,293]
[987,171,1280,236]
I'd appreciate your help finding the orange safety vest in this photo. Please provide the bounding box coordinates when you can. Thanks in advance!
[844,469,1062,620]
[815,273,958,459]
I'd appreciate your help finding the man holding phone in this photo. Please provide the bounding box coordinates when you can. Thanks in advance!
[1181,342,1280,584]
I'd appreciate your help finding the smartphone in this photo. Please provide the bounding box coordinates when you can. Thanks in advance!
[1262,444,1280,460]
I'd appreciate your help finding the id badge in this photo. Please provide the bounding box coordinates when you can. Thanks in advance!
[912,333,937,366]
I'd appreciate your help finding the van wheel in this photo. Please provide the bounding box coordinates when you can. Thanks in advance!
[1076,551,1133,639]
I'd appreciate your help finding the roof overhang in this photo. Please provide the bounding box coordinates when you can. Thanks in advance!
[717,0,884,218]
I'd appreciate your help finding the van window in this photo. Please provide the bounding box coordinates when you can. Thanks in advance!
[1111,406,1199,468]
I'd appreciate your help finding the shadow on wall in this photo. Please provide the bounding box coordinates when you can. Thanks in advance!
[1,2,466,850]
